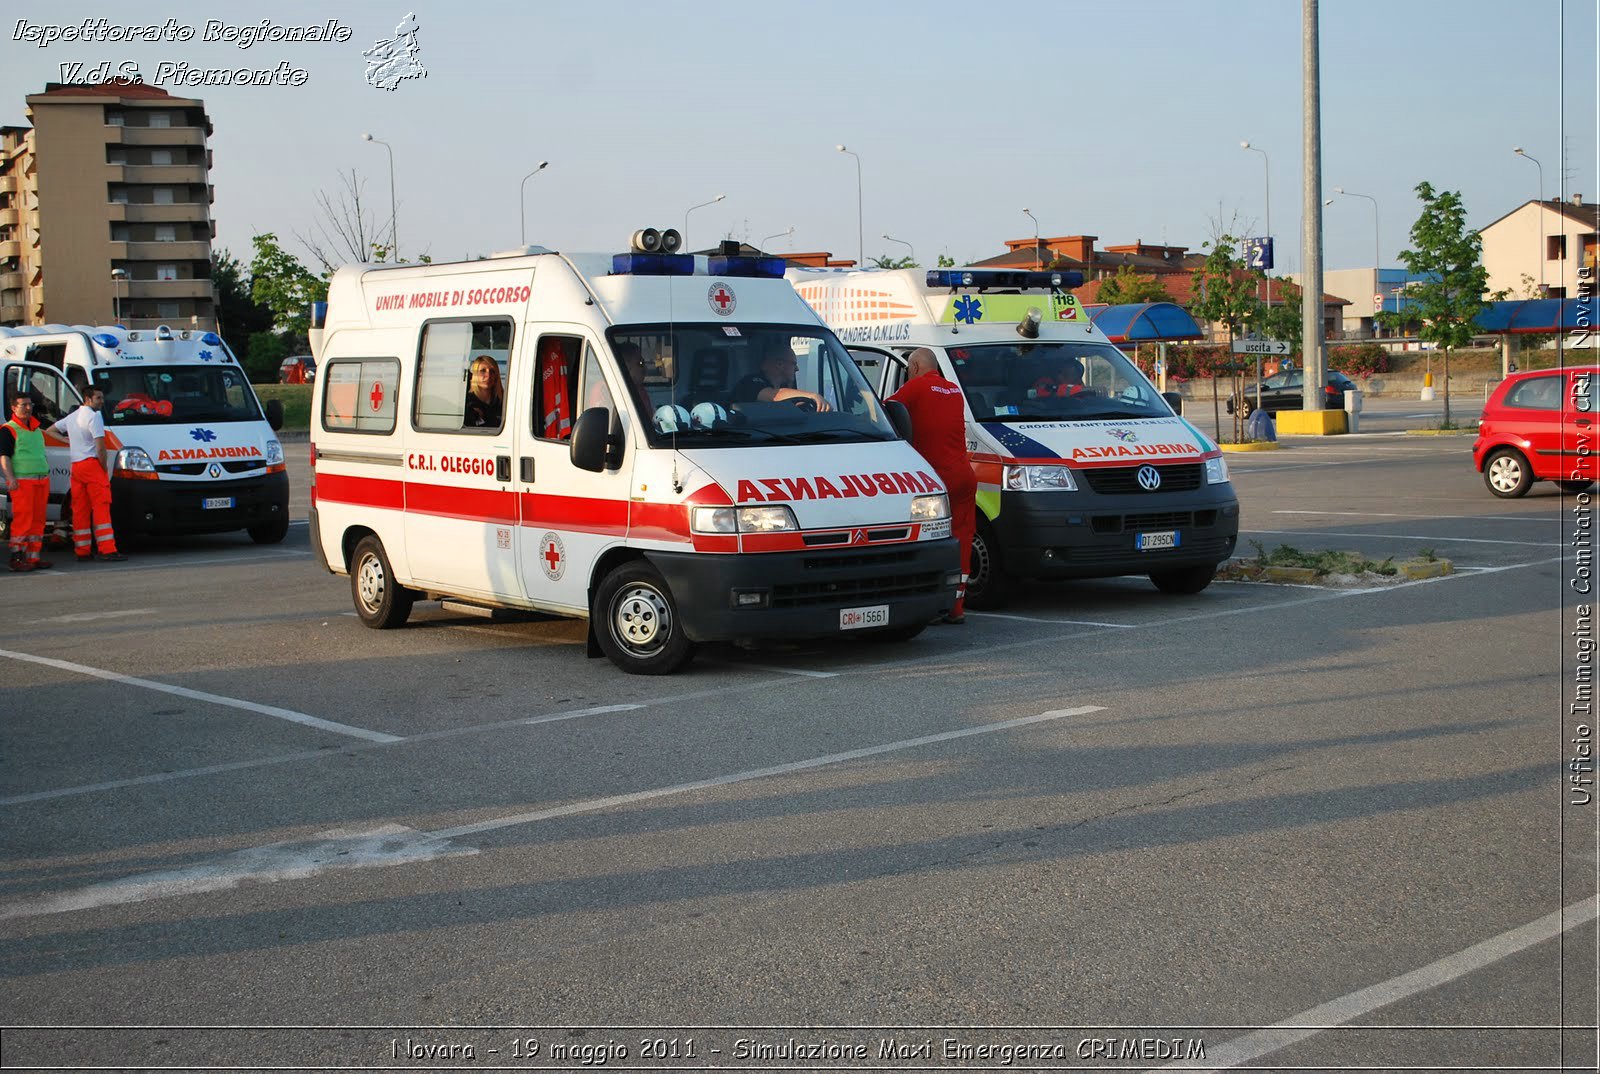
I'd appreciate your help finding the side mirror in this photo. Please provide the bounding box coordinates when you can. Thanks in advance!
[570,407,619,472]
[1161,391,1183,414]
[264,398,284,432]
[885,399,913,441]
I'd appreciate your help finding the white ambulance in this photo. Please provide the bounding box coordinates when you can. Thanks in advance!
[789,267,1240,606]
[308,240,960,675]
[0,324,290,543]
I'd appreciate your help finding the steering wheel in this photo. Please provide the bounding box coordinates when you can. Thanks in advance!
[789,396,818,412]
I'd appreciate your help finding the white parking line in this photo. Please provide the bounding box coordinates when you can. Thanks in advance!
[705,661,840,678]
[36,608,155,624]
[1246,528,1557,548]
[1272,509,1561,524]
[0,649,400,745]
[974,612,1137,628]
[1158,896,1599,1072]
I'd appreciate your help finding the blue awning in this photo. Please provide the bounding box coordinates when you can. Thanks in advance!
[1086,302,1204,343]
[1474,298,1596,334]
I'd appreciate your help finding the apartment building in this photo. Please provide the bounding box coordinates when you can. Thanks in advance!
[1479,195,1598,300]
[0,81,217,330]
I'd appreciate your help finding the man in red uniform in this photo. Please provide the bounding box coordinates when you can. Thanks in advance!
[888,348,976,624]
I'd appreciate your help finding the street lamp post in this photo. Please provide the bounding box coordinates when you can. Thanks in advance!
[1513,147,1545,297]
[361,133,398,261]
[1022,208,1040,269]
[836,144,862,267]
[760,227,796,252]
[111,268,128,325]
[683,194,726,250]
[1240,140,1271,314]
[881,234,914,264]
[519,161,549,246]
[1332,186,1380,334]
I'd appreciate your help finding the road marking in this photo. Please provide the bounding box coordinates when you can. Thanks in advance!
[0,649,400,745]
[0,824,473,921]
[1272,509,1561,523]
[36,608,155,624]
[427,705,1104,842]
[705,660,839,678]
[1246,528,1556,547]
[1158,896,1599,1072]
[974,611,1137,628]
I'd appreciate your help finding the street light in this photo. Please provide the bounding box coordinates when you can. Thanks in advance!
[1240,141,1270,310]
[882,233,914,264]
[760,226,796,252]
[1513,147,1545,296]
[1332,186,1380,332]
[1022,208,1040,269]
[683,194,726,250]
[110,267,128,325]
[836,144,862,266]
[361,132,398,261]
[519,161,549,246]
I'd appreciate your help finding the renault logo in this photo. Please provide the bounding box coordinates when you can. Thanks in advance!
[207,463,222,479]
[1136,464,1162,491]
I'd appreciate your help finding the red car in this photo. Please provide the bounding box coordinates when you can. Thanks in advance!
[1473,365,1598,497]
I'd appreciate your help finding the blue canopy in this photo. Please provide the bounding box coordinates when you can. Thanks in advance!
[1473,298,1595,334]
[1087,302,1204,343]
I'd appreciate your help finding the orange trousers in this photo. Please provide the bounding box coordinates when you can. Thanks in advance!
[9,476,47,564]
[70,459,118,557]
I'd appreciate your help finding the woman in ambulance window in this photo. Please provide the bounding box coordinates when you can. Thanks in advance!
[463,355,504,428]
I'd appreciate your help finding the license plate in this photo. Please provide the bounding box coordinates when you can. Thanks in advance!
[202,496,235,510]
[840,604,890,630]
[1136,530,1179,551]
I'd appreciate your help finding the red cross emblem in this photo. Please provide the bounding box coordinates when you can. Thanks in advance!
[543,539,561,573]
[369,381,385,411]
[707,282,736,316]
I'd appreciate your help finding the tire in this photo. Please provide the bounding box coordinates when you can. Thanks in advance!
[1150,564,1217,595]
[350,535,414,629]
[963,522,1010,610]
[248,517,289,544]
[593,561,696,675]
[1559,479,1595,494]
[1483,449,1533,498]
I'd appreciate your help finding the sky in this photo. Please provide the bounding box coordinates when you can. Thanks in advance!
[5,0,1597,277]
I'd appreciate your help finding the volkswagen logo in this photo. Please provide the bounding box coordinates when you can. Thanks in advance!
[1136,464,1162,491]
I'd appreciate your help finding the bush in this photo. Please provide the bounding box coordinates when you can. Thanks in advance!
[245,331,289,383]
[1141,344,1244,382]
[1328,342,1389,379]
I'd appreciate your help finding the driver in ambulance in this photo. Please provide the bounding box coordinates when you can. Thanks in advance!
[733,339,830,411]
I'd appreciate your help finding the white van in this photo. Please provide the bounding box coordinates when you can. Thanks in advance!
[0,356,82,543]
[789,267,1240,605]
[0,325,290,543]
[309,241,960,674]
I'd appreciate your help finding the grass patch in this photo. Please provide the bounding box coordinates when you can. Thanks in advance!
[1248,540,1396,577]
[252,384,312,433]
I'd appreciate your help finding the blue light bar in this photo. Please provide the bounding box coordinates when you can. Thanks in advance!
[925,269,1083,290]
[91,333,120,349]
[612,253,695,276]
[200,331,223,346]
[707,256,788,279]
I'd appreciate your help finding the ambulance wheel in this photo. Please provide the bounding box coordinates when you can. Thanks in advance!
[1150,564,1216,595]
[248,517,289,544]
[351,535,414,629]
[963,522,1009,610]
[594,561,697,675]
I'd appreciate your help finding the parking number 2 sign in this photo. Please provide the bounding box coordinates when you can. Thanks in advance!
[1246,237,1274,271]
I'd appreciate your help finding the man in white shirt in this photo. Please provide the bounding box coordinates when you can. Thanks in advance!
[50,387,125,562]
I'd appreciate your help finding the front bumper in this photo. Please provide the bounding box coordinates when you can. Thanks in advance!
[113,471,290,535]
[992,483,1240,579]
[647,539,960,642]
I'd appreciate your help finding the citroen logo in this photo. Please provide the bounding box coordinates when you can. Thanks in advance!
[1136,465,1162,491]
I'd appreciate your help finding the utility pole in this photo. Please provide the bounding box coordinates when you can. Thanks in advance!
[1300,0,1325,411]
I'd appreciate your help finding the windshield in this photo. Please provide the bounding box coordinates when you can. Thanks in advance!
[606,324,897,446]
[95,364,263,427]
[946,341,1172,421]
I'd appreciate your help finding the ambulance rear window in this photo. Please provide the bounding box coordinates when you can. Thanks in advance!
[322,358,399,434]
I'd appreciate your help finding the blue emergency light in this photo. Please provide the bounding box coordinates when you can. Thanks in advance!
[706,255,787,279]
[91,333,119,349]
[200,332,223,346]
[611,253,696,276]
[925,269,1084,290]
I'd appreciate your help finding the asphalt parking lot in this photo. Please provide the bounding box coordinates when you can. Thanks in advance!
[2,434,1594,1072]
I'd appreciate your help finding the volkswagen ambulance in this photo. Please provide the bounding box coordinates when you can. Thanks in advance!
[0,324,290,543]
[308,239,960,675]
[789,267,1239,606]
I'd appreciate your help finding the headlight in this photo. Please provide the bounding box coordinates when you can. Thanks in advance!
[115,447,155,473]
[690,505,800,534]
[1003,464,1077,491]
[1205,456,1230,484]
[910,493,948,521]
[265,439,284,466]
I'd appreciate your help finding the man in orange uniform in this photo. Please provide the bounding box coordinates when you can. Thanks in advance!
[49,386,124,561]
[888,348,976,624]
[1,395,53,571]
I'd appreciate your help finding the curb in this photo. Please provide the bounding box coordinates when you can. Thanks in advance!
[1219,441,1282,452]
[1397,559,1453,579]
[1404,429,1475,437]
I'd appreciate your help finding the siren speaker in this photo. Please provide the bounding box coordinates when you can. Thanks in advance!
[631,228,662,253]
[659,229,683,254]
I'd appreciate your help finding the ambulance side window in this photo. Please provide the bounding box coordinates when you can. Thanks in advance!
[413,318,513,434]
[321,358,399,434]
[578,343,613,414]
[532,334,581,443]
[8,366,76,424]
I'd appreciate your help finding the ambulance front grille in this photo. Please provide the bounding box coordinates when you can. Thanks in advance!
[772,552,943,607]
[1082,463,1203,494]
[156,460,266,476]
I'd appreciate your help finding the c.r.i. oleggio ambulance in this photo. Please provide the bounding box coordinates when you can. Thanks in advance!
[788,266,1240,606]
[0,324,290,543]
[308,237,960,675]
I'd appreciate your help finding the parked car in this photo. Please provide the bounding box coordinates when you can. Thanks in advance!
[1473,365,1598,497]
[1226,369,1357,415]
[279,355,316,384]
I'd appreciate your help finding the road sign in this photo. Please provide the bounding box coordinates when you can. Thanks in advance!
[1373,293,1385,309]
[1231,339,1292,355]
[1245,237,1274,271]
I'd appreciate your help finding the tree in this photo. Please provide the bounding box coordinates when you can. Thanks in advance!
[244,330,289,383]
[869,254,918,269]
[1188,234,1263,441]
[1096,265,1172,305]
[295,169,431,271]
[936,254,956,268]
[210,249,274,343]
[1390,182,1489,427]
[249,232,327,339]
[1257,278,1304,350]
